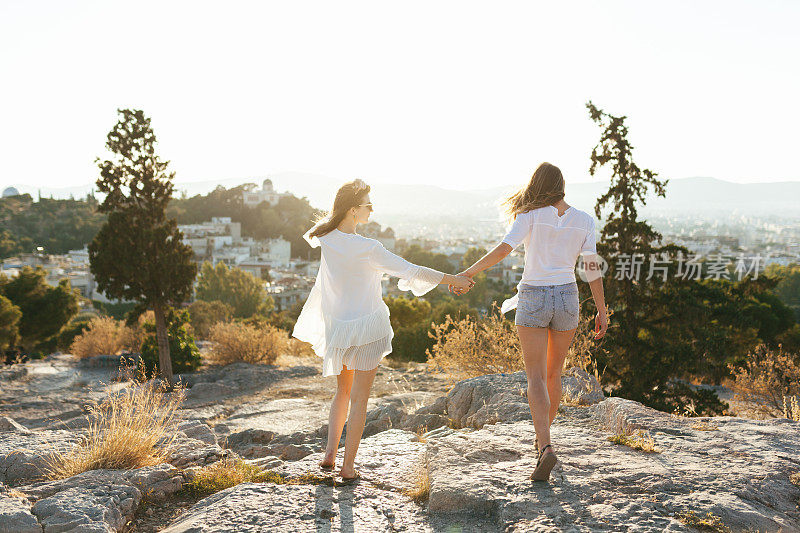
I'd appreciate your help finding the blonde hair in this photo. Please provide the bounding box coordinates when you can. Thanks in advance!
[309,179,371,239]
[503,162,565,220]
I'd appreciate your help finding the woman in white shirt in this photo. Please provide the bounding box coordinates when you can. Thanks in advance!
[457,162,608,482]
[293,179,474,482]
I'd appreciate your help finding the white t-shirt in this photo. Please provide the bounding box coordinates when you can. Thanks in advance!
[293,227,444,377]
[499,205,598,313]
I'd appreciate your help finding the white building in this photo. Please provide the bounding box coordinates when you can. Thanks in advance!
[243,179,287,207]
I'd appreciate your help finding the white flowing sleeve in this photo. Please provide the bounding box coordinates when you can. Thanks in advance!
[368,242,445,296]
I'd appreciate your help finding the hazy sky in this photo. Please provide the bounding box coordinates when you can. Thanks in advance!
[1,1,798,191]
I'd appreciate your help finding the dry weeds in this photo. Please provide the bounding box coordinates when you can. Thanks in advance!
[42,365,185,479]
[207,322,287,365]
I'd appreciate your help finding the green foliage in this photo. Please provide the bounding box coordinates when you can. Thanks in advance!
[766,263,800,319]
[384,295,479,362]
[0,294,22,350]
[0,267,79,352]
[89,108,197,383]
[585,102,737,415]
[385,296,431,330]
[195,261,273,318]
[56,311,99,352]
[187,300,233,339]
[91,300,138,321]
[140,308,201,374]
[167,185,323,260]
[0,194,105,259]
[401,245,455,274]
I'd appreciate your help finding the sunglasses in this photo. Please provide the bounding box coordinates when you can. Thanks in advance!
[358,203,374,212]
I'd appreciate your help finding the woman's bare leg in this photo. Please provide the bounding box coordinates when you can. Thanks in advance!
[518,325,550,453]
[320,365,354,467]
[545,328,577,425]
[340,366,378,478]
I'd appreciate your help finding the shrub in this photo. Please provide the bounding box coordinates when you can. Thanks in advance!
[286,337,315,357]
[69,316,138,358]
[182,458,265,497]
[427,308,522,378]
[140,309,201,374]
[56,311,98,352]
[187,300,233,340]
[208,322,287,365]
[42,366,185,479]
[728,343,800,419]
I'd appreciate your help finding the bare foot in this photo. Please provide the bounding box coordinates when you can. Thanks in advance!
[339,465,357,478]
[319,452,336,469]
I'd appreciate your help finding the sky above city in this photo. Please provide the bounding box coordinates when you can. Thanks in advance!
[1,1,798,192]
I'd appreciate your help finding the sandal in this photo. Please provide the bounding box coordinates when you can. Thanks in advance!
[534,436,539,461]
[531,444,557,482]
[338,470,362,485]
[319,461,335,471]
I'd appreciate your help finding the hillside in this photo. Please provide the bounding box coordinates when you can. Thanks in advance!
[1,353,798,532]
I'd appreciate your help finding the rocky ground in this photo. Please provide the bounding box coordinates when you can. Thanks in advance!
[1,352,799,532]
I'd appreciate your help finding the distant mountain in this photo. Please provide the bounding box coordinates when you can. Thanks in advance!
[6,175,799,221]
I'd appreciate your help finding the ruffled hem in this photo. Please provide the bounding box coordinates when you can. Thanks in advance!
[326,303,393,349]
[320,333,394,377]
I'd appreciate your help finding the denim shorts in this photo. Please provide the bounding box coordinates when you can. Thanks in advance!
[514,281,579,331]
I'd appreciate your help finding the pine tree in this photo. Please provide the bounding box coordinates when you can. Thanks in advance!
[89,109,196,386]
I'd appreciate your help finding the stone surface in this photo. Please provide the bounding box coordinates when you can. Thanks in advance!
[421,399,800,531]
[0,491,41,533]
[0,416,30,433]
[0,430,79,485]
[31,484,140,533]
[176,419,217,445]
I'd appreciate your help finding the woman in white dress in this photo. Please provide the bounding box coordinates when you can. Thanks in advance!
[292,179,474,482]
[454,162,608,482]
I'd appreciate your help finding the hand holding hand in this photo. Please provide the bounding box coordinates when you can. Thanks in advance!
[449,271,474,295]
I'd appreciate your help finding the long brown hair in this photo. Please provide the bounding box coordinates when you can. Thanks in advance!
[503,162,565,220]
[309,179,371,239]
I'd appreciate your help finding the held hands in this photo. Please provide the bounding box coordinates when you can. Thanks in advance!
[448,271,475,295]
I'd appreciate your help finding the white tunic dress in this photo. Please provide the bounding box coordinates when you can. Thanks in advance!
[292,228,445,377]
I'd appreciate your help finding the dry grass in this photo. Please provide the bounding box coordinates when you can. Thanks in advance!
[183,459,335,496]
[728,343,800,419]
[182,458,266,496]
[402,455,431,504]
[565,306,613,382]
[68,316,139,358]
[607,430,662,453]
[676,510,731,532]
[285,338,315,357]
[207,322,288,365]
[41,365,185,480]
[690,420,720,431]
[426,309,523,379]
[426,304,603,382]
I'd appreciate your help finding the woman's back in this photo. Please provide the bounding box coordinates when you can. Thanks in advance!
[502,205,597,286]
[315,229,383,320]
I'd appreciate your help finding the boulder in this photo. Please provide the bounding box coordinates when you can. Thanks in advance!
[445,372,530,429]
[561,366,605,405]
[362,403,405,437]
[176,419,217,445]
[184,382,235,402]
